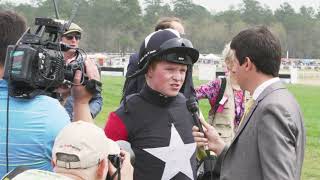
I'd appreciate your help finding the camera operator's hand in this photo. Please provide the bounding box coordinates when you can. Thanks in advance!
[72,70,92,103]
[55,84,71,105]
[84,59,100,81]
[71,59,100,122]
[108,150,134,180]
[192,117,226,156]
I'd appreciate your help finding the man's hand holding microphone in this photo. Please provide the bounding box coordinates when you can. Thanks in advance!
[192,114,226,156]
[187,97,226,156]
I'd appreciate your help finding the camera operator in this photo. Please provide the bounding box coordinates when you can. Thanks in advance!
[0,11,102,177]
[0,10,68,177]
[57,21,103,120]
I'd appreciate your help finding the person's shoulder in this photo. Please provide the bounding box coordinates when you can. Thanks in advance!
[267,87,298,106]
[11,169,72,180]
[34,95,65,109]
[129,53,139,63]
[125,93,143,104]
[34,95,70,120]
[35,95,59,102]
[259,81,290,102]
[11,95,61,109]
[116,93,144,114]
[258,83,301,116]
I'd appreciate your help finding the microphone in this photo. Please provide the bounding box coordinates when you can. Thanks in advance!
[186,97,205,134]
[116,140,135,164]
[186,97,209,152]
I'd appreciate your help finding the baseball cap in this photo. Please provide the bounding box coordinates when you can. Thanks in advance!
[132,29,199,77]
[52,121,120,169]
[55,19,82,35]
[63,22,82,35]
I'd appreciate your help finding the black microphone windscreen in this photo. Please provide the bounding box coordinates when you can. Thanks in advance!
[186,97,199,113]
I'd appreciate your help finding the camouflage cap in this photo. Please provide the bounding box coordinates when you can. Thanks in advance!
[55,19,83,35]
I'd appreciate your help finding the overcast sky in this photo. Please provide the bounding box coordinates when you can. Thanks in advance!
[140,0,320,13]
[193,0,320,12]
[3,0,320,13]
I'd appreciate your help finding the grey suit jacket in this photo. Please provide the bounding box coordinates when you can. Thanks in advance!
[215,81,305,180]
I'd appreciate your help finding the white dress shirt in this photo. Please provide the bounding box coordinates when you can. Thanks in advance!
[252,77,280,100]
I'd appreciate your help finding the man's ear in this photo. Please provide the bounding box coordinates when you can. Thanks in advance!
[96,159,108,179]
[146,67,153,79]
[244,57,254,71]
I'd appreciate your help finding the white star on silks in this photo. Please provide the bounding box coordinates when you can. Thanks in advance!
[143,124,197,180]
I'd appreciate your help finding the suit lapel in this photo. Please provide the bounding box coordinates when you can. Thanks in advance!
[224,81,286,155]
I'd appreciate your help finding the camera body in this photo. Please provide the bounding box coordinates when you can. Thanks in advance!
[106,154,122,180]
[108,154,121,169]
[3,17,91,98]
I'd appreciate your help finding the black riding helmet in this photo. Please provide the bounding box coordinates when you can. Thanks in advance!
[129,29,199,78]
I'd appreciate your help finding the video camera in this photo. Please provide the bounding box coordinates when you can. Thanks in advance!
[3,17,101,98]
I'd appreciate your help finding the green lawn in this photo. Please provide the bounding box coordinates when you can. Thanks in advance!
[287,85,320,180]
[95,76,320,180]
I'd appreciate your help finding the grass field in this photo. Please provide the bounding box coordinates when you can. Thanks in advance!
[95,76,320,180]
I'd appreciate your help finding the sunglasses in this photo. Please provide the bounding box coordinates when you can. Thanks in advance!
[64,34,81,40]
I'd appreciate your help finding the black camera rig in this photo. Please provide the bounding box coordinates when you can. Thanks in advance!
[3,17,101,98]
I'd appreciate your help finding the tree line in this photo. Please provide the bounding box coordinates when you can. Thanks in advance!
[1,0,320,58]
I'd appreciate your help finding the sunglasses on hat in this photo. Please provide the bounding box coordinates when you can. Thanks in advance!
[158,52,193,65]
[64,34,81,40]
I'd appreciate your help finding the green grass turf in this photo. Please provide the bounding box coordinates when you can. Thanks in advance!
[95,76,320,179]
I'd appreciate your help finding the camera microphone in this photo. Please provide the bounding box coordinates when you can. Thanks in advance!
[60,43,74,51]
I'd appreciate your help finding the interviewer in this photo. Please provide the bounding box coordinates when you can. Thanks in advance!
[192,26,305,180]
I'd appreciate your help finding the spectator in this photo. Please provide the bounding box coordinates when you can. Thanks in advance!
[195,42,247,144]
[192,26,305,180]
[0,10,70,176]
[2,121,134,180]
[122,17,196,100]
[58,20,103,120]
[105,29,200,180]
